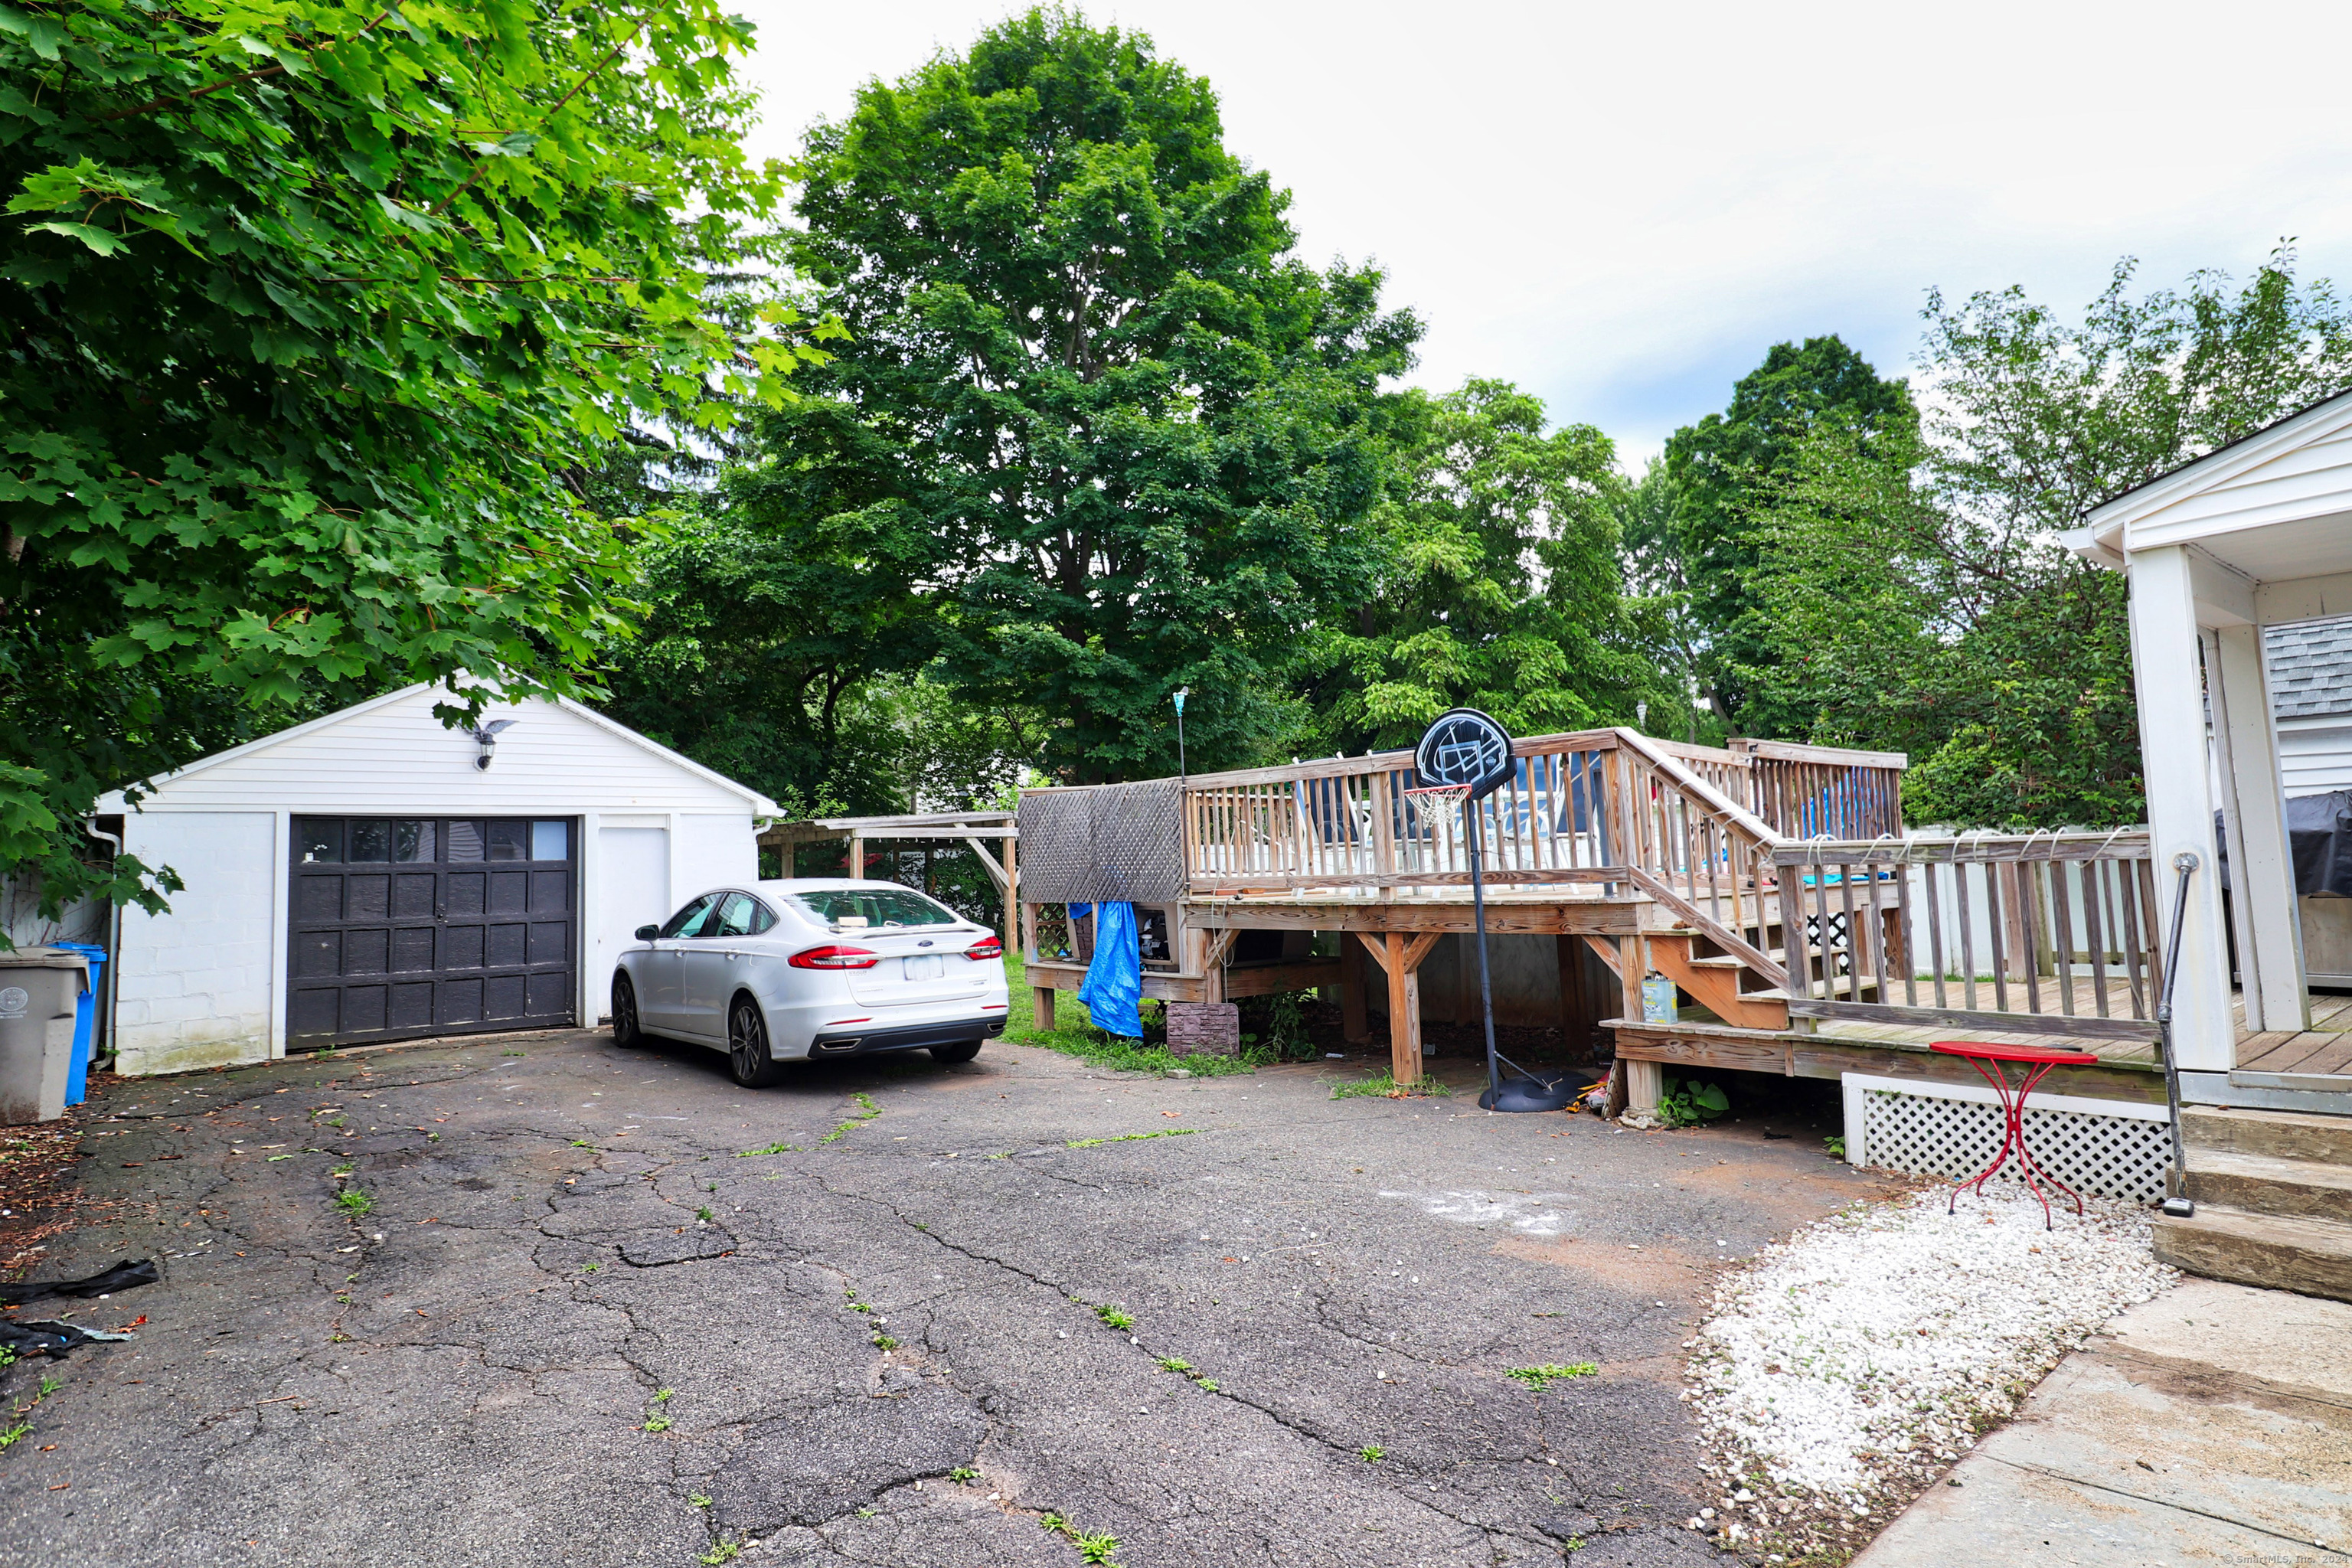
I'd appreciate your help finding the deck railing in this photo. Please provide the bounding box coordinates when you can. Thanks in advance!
[1769,832,2162,1042]
[1180,728,1906,987]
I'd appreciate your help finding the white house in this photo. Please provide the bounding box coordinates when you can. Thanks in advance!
[2066,387,2352,1109]
[92,685,778,1076]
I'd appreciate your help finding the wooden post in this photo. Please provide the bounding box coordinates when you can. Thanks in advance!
[1625,1058,1664,1112]
[848,835,864,880]
[1619,933,1644,1024]
[1034,985,1055,1031]
[1340,931,1370,1044]
[1002,834,1019,950]
[1385,933,1420,1084]
[1357,932,1440,1086]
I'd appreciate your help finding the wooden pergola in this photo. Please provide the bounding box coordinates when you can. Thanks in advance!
[757,811,1017,940]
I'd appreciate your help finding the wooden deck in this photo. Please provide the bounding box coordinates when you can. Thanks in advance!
[1609,1011,2171,1105]
[2233,988,2352,1077]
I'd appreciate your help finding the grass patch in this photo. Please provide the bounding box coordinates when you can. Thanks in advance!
[1504,1362,1599,1391]
[818,1092,881,1145]
[1004,952,1265,1077]
[1067,1129,1199,1148]
[1331,1072,1452,1099]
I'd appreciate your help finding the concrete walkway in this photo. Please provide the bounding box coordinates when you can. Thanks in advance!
[1854,1277,2352,1567]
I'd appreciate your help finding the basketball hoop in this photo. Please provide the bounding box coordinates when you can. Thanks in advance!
[1402,782,1471,844]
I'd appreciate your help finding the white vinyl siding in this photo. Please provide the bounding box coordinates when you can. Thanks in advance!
[103,688,752,815]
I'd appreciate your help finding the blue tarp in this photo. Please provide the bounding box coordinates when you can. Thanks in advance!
[1076,900,1143,1040]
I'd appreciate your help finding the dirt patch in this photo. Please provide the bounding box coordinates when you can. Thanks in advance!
[0,1118,90,1277]
[1492,1232,1710,1291]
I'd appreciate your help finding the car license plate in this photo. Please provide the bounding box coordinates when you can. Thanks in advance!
[903,955,945,981]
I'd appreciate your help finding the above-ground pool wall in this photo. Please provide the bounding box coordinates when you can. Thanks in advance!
[1362,933,1615,1042]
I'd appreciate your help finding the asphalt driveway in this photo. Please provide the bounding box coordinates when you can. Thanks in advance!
[1,1028,1890,1566]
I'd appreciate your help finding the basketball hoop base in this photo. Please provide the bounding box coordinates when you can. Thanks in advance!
[1479,1073,1577,1113]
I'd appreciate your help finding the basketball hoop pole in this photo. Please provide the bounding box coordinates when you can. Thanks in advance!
[1467,795,1501,1107]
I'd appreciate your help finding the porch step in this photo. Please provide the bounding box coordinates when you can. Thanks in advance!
[2181,1148,2352,1222]
[2182,1105,2352,1165]
[2151,1206,2352,1305]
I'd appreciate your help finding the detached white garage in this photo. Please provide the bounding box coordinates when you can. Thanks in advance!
[93,685,778,1076]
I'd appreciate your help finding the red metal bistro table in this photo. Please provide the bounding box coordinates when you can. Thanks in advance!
[1929,1040,2102,1230]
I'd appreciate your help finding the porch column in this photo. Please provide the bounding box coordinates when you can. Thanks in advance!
[2127,545,2236,1073]
[2207,623,2310,1032]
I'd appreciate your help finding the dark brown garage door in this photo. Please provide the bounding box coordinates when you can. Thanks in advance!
[288,817,577,1049]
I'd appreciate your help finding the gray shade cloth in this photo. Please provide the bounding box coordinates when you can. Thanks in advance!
[2218,790,2352,897]
[1014,781,1185,903]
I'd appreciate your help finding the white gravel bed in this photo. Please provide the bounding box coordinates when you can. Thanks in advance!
[1682,1184,2176,1553]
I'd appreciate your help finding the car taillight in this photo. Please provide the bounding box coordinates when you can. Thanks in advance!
[964,936,1004,961]
[789,945,879,970]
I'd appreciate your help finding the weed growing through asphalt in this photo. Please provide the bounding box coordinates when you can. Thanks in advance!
[331,1164,354,1178]
[819,1093,881,1144]
[1824,1134,1847,1158]
[691,1493,712,1508]
[1505,1363,1599,1391]
[0,1423,31,1449]
[697,1541,739,1565]
[871,1334,899,1350]
[1359,1445,1386,1462]
[1331,1072,1452,1099]
[735,1140,801,1157]
[1094,1303,1134,1330]
[695,1207,714,1223]
[1153,1356,1219,1393]
[1039,1514,1122,1563]
[582,1263,600,1273]
[570,1140,593,1148]
[333,1187,374,1217]
[1067,1129,1198,1148]
[949,1467,979,1485]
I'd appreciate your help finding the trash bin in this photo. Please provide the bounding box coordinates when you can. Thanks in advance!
[0,947,88,1125]
[51,941,106,1106]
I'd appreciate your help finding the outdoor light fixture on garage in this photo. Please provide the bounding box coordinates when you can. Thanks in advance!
[470,717,518,770]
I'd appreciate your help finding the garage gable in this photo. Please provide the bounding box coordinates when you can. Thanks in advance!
[97,686,778,816]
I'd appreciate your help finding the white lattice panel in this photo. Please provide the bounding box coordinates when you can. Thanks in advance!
[1841,1073,2174,1206]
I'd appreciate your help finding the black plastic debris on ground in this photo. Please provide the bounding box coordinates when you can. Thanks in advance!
[1,1257,159,1306]
[0,1319,135,1358]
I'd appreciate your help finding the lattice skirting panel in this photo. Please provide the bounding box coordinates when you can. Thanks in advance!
[1840,1073,2175,1206]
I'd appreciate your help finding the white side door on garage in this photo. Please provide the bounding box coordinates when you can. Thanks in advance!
[595,825,670,1021]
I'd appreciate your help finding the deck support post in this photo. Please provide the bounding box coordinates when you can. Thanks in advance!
[1355,931,1442,1086]
[1034,985,1055,1031]
[1625,1058,1664,1113]
[1340,933,1370,1044]
[847,835,864,880]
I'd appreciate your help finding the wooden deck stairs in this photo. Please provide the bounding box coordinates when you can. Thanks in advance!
[2155,1106,2352,1305]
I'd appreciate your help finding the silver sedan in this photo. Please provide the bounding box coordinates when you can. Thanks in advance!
[609,880,1010,1085]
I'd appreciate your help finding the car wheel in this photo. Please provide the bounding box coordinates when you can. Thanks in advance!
[929,1039,982,1065]
[728,995,786,1086]
[612,973,644,1048]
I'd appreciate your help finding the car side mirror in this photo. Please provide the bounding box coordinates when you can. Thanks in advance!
[634,924,659,942]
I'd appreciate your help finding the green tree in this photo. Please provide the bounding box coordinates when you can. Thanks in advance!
[1661,336,1915,734]
[1,0,811,920]
[785,7,1419,783]
[1749,249,2352,827]
[1302,378,1665,749]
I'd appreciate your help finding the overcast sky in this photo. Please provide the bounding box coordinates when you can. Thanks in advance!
[731,0,2352,466]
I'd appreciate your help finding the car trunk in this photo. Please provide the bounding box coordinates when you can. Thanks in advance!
[841,928,992,1008]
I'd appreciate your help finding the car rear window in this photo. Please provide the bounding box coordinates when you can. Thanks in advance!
[787,887,961,930]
